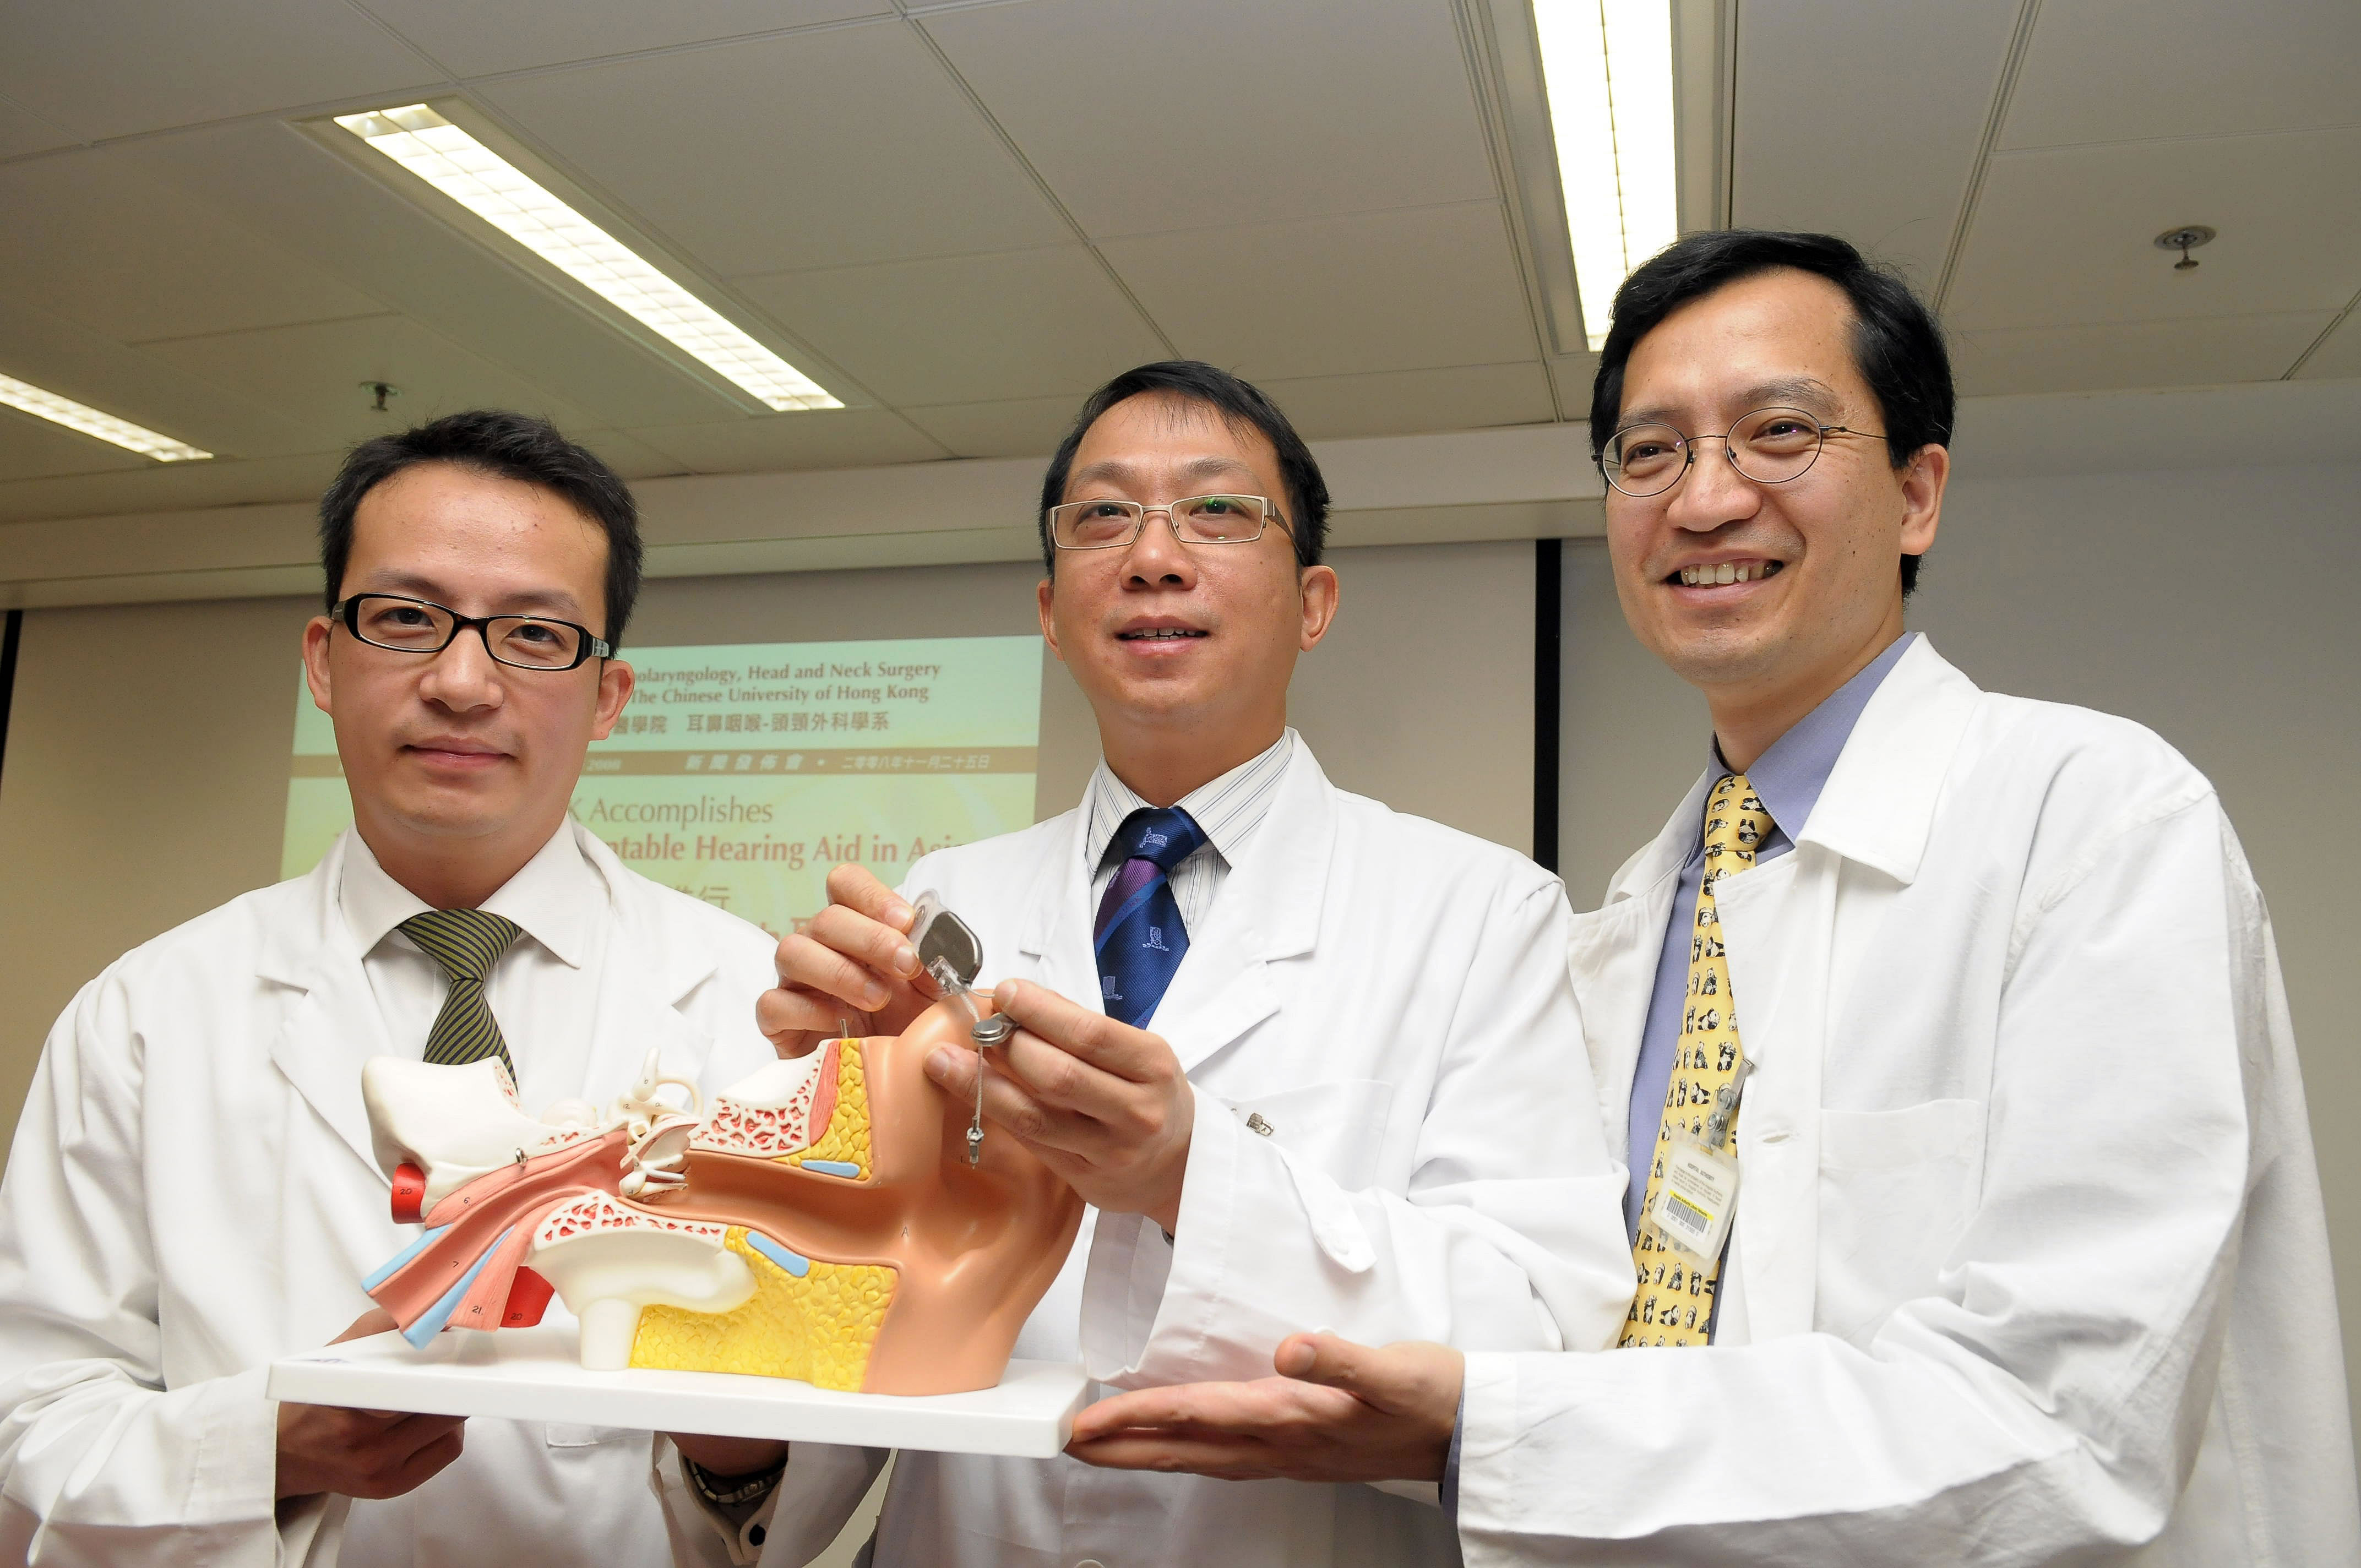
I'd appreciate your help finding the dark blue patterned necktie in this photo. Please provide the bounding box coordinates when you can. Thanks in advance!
[1092,807,1207,1028]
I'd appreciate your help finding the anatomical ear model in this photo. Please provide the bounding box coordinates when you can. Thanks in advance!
[358,999,1083,1395]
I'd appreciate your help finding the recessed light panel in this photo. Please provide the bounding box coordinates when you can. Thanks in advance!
[1532,1,1678,351]
[335,105,841,412]
[0,373,213,461]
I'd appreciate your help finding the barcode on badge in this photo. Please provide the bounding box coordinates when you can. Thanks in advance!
[1666,1193,1711,1237]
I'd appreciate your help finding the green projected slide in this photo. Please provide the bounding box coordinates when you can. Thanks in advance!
[281,636,1044,939]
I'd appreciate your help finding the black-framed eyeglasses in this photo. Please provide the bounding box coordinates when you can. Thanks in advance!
[1047,494,1293,552]
[1600,407,1889,499]
[330,594,612,671]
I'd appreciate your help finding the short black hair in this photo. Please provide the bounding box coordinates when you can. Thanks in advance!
[318,410,645,646]
[1590,230,1952,596]
[1036,362,1330,576]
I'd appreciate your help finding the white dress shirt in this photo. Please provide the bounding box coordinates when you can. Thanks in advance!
[1081,729,1292,931]
[340,824,610,1105]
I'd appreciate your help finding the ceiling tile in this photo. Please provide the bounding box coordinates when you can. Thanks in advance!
[478,24,1069,275]
[1945,129,2361,331]
[0,450,343,526]
[2002,0,2361,149]
[737,247,1165,407]
[1256,362,1554,442]
[357,0,888,78]
[126,121,756,430]
[899,395,1080,460]
[573,427,692,482]
[0,150,386,344]
[2292,312,2361,382]
[1731,0,2022,287]
[0,0,441,143]
[0,292,315,460]
[135,315,612,448]
[1102,203,1536,380]
[1949,312,2333,396]
[924,0,1497,238]
[627,409,947,473]
[0,92,76,159]
[0,407,151,483]
[1544,355,1598,424]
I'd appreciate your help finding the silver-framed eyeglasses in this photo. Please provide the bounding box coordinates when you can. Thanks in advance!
[331,594,612,671]
[1047,493,1292,552]
[1600,407,1888,499]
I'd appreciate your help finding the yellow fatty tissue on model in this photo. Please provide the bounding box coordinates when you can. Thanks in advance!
[631,1228,897,1391]
[786,1041,874,1179]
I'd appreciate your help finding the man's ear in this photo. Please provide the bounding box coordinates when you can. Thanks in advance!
[1037,575,1065,663]
[301,616,336,714]
[1899,443,1948,557]
[592,658,635,739]
[1297,564,1340,652]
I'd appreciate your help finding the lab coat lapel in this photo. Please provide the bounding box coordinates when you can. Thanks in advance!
[1151,743,1331,1074]
[1709,638,1985,1340]
[260,835,401,1178]
[1015,808,1102,1008]
[574,824,717,1099]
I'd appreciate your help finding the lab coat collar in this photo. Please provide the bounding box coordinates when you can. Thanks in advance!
[1020,734,1332,1072]
[1789,636,1982,887]
[336,820,602,970]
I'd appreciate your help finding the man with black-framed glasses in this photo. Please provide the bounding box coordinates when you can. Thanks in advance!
[717,361,1637,1567]
[0,410,785,1568]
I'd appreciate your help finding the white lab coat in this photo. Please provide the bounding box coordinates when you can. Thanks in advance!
[0,823,783,1568]
[1454,638,2360,1565]
[752,737,1636,1568]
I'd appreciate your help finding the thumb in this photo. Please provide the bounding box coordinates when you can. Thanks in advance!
[1272,1332,1384,1395]
[1276,1333,1462,1419]
[333,1308,399,1344]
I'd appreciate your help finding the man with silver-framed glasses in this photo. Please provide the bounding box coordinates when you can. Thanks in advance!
[0,410,788,1567]
[718,361,1639,1567]
[1062,233,2357,1564]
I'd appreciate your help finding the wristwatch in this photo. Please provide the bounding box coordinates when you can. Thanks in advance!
[682,1452,787,1510]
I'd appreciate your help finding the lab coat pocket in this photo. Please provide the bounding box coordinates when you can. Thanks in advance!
[1816,1098,1985,1343]
[1230,1080,1397,1275]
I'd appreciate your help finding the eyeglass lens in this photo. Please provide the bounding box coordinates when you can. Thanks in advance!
[348,595,587,669]
[1606,407,1831,497]
[1052,494,1271,549]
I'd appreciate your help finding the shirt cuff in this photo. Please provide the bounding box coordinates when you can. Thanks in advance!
[1441,1383,1466,1523]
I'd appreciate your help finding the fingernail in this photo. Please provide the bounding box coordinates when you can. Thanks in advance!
[893,944,918,977]
[994,980,1018,1006]
[926,1049,952,1079]
[863,983,889,1008]
[885,900,913,930]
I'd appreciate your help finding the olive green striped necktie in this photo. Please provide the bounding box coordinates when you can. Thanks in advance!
[399,909,522,1075]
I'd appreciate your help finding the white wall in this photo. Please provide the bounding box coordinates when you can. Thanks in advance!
[1559,459,2361,1450]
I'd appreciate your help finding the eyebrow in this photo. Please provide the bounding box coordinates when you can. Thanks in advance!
[1064,454,1264,497]
[355,571,588,619]
[1619,375,1846,428]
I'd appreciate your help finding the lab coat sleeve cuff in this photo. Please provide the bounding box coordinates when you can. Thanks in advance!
[1080,1085,1244,1387]
[198,1364,285,1529]
[1452,1352,1527,1539]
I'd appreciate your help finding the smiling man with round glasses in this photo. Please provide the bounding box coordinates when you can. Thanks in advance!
[1062,231,2354,1567]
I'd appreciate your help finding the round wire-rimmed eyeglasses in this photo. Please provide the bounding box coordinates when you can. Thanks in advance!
[1600,407,1889,499]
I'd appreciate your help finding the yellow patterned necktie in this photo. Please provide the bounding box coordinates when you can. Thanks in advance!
[1623,772,1775,1348]
[400,908,522,1076]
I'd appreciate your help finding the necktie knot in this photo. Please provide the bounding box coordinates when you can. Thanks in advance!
[400,908,523,985]
[1105,807,1206,875]
[1701,773,1775,885]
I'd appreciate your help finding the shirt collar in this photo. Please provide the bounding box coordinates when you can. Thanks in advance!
[1084,729,1297,872]
[1708,631,1918,841]
[338,821,604,969]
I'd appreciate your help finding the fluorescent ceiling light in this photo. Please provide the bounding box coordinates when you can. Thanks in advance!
[334,105,840,412]
[0,373,213,461]
[1532,1,1678,351]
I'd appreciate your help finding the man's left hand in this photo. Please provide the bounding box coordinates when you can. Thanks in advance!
[923,979,1192,1232]
[1064,1333,1465,1483]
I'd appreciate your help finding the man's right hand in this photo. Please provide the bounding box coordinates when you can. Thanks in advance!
[275,1311,467,1500]
[757,864,942,1058]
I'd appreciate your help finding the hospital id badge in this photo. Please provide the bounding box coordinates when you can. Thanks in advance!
[1642,1128,1739,1266]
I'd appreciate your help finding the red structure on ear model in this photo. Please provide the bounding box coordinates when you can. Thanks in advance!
[360,998,1082,1395]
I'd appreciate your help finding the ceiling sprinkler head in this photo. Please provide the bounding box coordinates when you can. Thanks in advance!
[2153,225,2216,271]
[360,380,401,413]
